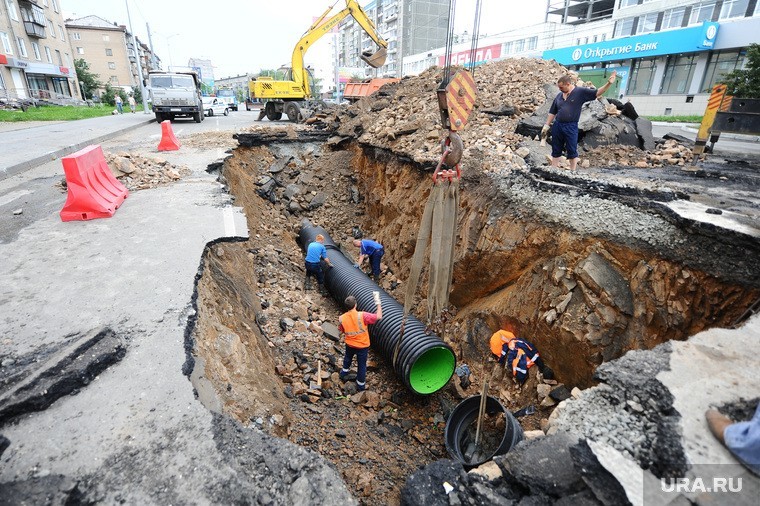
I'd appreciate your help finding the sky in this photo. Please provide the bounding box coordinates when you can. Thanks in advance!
[62,0,546,78]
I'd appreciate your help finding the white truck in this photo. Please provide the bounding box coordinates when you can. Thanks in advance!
[147,71,204,123]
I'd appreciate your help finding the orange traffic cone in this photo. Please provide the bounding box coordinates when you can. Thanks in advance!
[157,120,180,151]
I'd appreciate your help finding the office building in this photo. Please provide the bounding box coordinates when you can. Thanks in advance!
[403,0,759,116]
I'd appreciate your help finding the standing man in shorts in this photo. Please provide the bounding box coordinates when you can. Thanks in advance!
[543,71,617,170]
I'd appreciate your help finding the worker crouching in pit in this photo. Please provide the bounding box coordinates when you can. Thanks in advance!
[489,329,554,386]
[353,238,385,282]
[338,293,382,392]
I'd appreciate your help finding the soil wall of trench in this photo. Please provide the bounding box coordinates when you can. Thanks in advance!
[197,136,759,399]
[346,144,759,388]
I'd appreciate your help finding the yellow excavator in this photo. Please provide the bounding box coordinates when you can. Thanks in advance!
[250,0,388,122]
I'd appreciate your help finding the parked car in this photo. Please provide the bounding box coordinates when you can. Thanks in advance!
[202,97,229,117]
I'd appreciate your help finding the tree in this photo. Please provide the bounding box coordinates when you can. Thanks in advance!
[102,83,115,106]
[311,76,323,97]
[74,58,102,99]
[258,69,288,80]
[102,85,128,107]
[719,43,760,98]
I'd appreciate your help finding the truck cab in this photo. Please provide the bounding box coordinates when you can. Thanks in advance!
[148,72,204,123]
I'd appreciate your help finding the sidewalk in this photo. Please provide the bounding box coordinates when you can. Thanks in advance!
[0,112,154,180]
[651,120,760,142]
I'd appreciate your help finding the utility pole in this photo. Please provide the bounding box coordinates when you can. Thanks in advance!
[146,22,156,70]
[125,0,149,114]
[334,33,341,102]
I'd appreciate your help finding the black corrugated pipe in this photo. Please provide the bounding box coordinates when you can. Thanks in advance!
[299,220,456,395]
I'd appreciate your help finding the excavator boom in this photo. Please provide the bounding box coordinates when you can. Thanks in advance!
[251,0,388,104]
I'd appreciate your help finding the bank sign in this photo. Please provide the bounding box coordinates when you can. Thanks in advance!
[543,21,719,65]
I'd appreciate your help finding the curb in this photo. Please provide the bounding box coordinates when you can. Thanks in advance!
[0,117,155,181]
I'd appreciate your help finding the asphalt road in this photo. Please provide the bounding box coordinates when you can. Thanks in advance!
[0,110,262,243]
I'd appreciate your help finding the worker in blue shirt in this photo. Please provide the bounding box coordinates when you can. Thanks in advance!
[543,71,616,170]
[304,234,333,293]
[353,238,384,282]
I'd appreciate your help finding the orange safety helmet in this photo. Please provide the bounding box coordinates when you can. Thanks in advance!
[489,330,515,357]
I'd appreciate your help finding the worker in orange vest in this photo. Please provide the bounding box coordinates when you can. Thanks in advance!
[490,329,553,384]
[338,293,383,392]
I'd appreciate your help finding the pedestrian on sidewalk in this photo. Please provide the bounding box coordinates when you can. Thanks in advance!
[115,94,123,114]
[353,238,384,282]
[128,95,136,113]
[304,234,333,294]
[543,71,617,170]
[338,293,382,392]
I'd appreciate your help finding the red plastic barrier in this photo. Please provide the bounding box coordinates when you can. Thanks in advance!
[157,120,180,151]
[59,145,129,222]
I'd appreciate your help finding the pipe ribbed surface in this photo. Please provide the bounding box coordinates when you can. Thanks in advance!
[299,221,456,395]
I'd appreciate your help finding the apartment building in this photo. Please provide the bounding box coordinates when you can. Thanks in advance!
[65,15,158,96]
[338,0,449,79]
[0,0,80,102]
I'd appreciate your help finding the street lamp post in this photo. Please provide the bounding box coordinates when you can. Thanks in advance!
[164,33,179,72]
[125,0,149,114]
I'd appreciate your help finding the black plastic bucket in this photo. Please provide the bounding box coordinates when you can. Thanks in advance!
[444,395,523,468]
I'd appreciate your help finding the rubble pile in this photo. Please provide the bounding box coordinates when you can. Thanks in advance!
[335,59,569,168]
[581,139,698,168]
[332,58,694,172]
[105,152,188,191]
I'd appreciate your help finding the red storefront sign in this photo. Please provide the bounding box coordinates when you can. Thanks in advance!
[0,54,8,65]
[59,66,70,75]
[437,43,502,67]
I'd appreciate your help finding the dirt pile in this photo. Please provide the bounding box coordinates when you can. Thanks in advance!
[331,58,696,171]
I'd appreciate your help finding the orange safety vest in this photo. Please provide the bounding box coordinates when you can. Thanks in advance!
[489,330,515,358]
[340,308,370,349]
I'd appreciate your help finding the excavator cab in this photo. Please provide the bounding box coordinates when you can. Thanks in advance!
[361,48,387,68]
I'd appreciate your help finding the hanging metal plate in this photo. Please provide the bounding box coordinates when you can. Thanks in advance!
[445,70,477,132]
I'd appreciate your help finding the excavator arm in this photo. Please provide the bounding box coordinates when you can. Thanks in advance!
[291,0,388,97]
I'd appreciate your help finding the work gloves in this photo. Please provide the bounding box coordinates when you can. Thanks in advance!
[541,124,550,136]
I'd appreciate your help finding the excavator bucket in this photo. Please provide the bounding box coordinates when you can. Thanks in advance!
[361,48,387,68]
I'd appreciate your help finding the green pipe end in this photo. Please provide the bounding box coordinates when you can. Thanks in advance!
[409,346,456,395]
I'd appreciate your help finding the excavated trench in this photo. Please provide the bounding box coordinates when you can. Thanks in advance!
[189,134,760,504]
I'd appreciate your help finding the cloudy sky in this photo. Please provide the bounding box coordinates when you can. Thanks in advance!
[62,0,546,78]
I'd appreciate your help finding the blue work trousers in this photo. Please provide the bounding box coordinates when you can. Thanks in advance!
[305,261,324,285]
[551,121,580,159]
[342,345,369,388]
